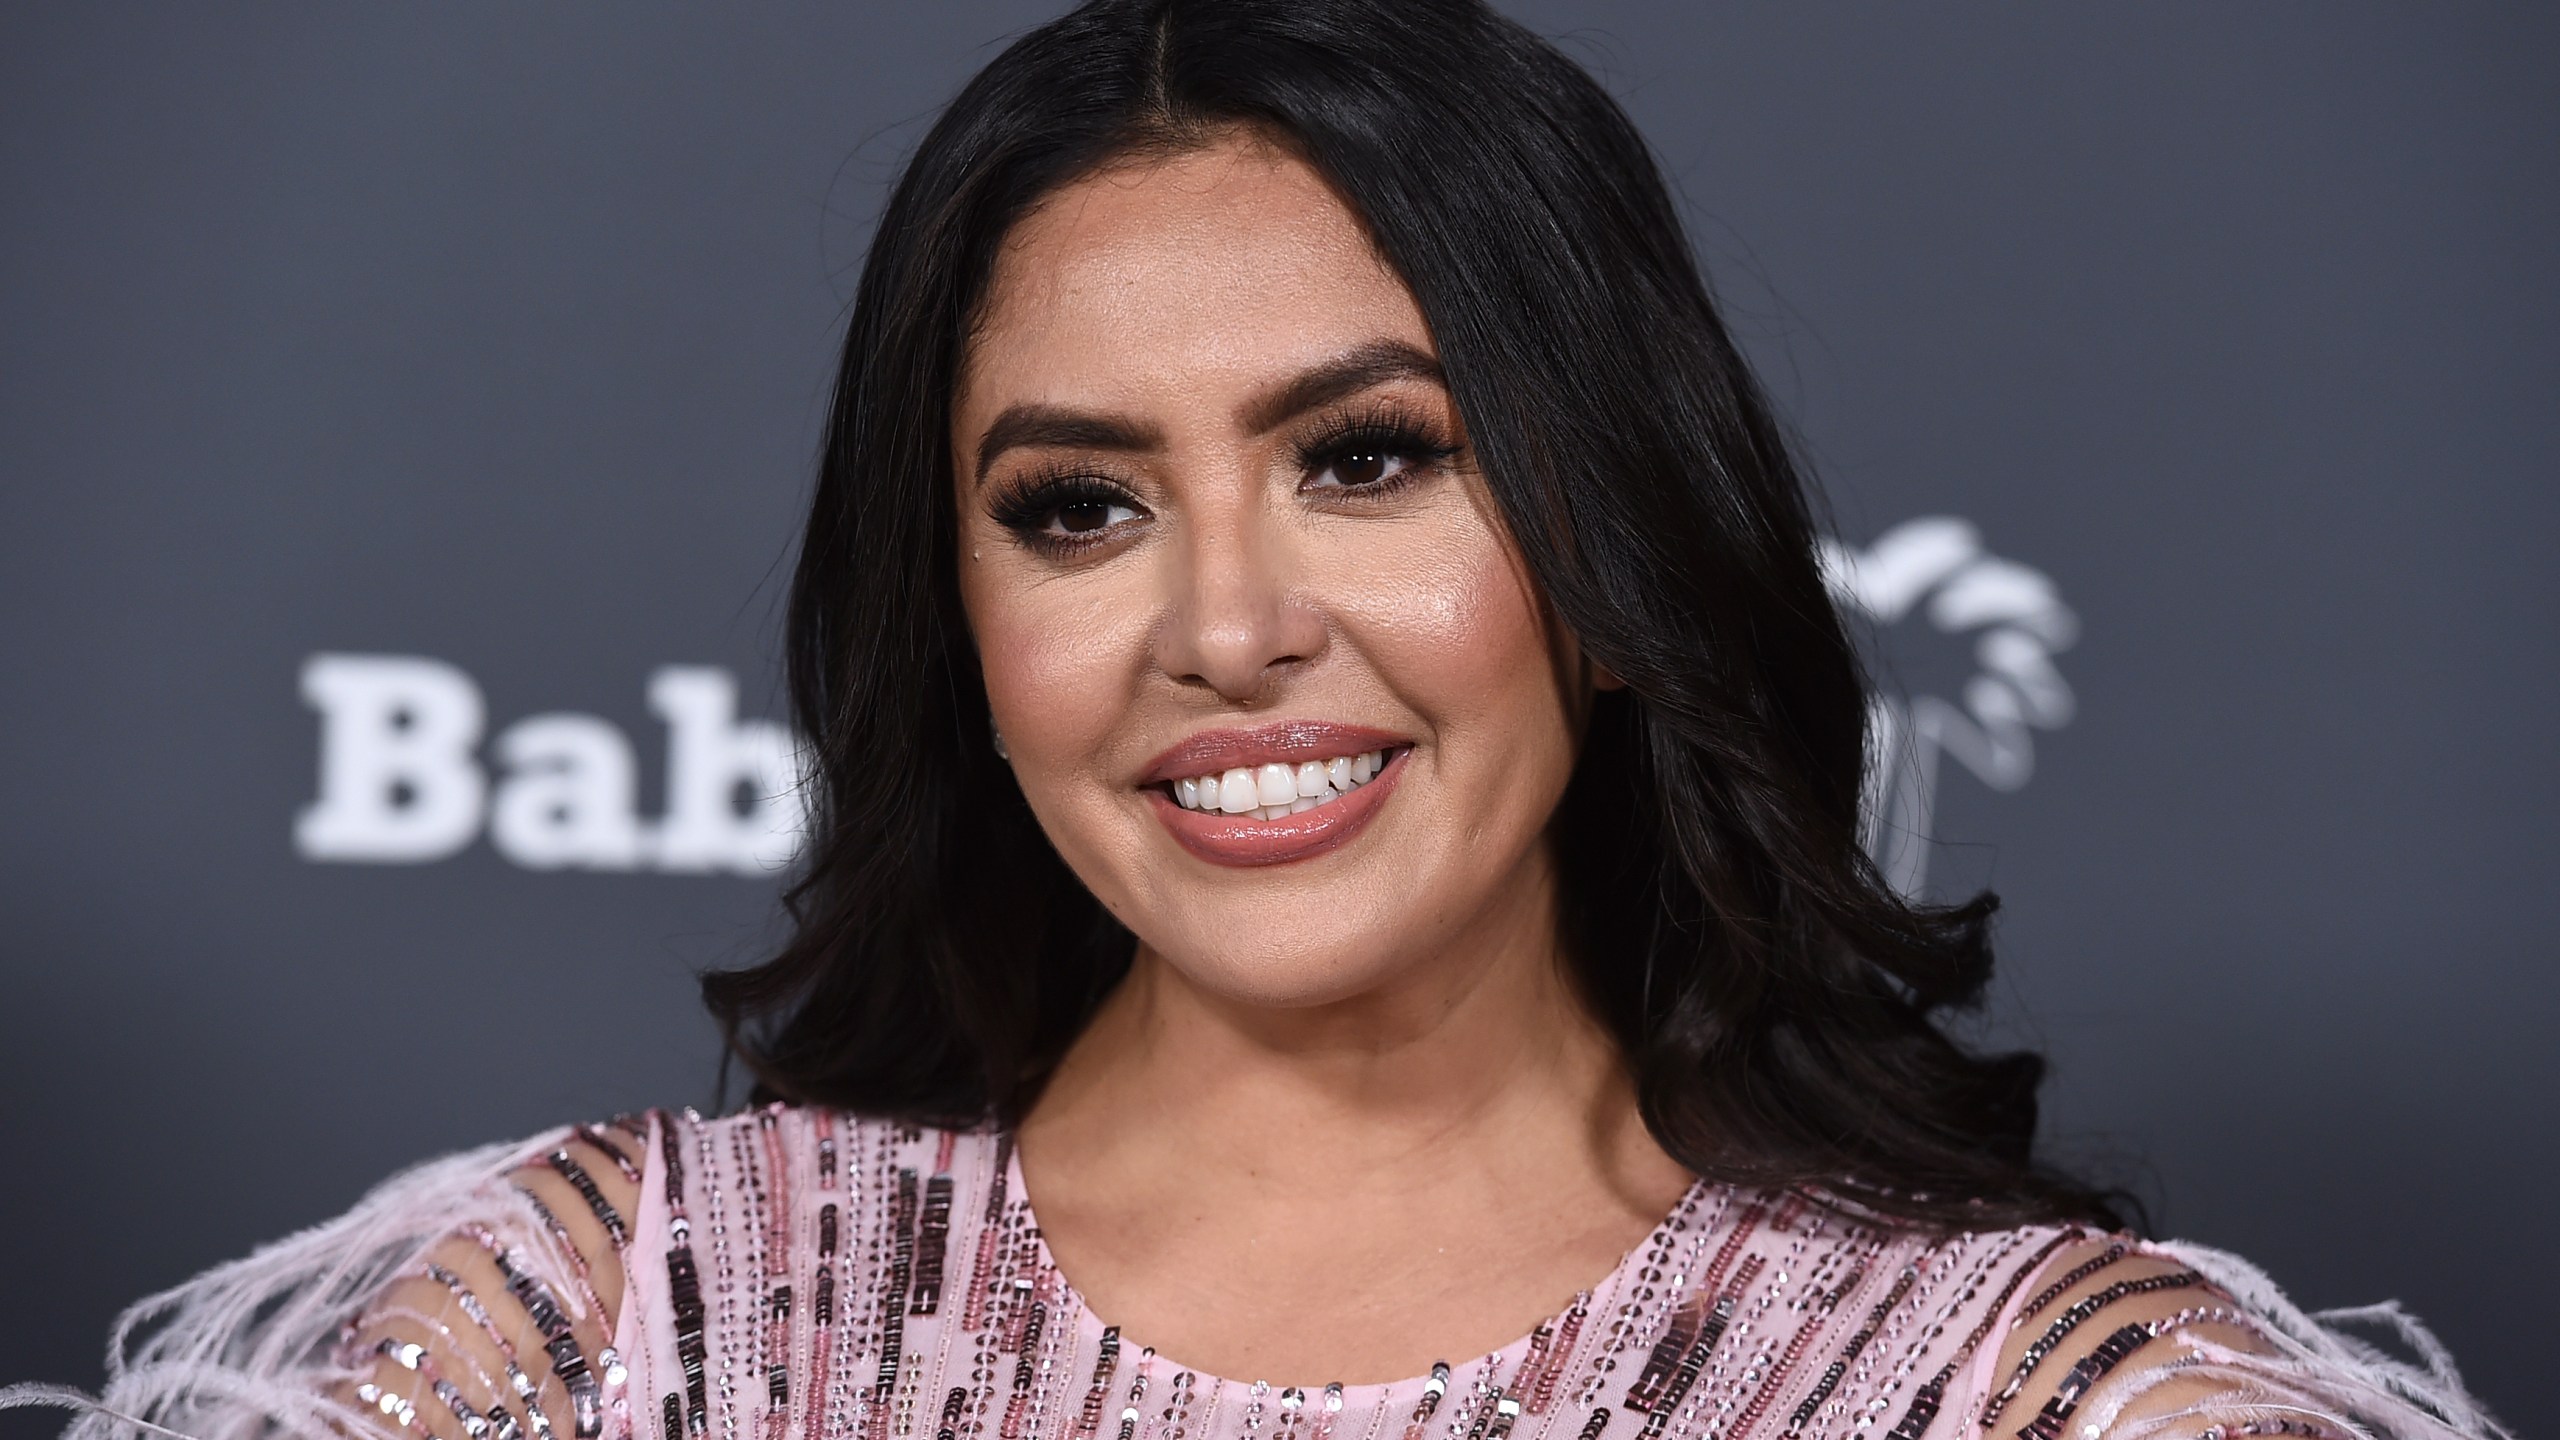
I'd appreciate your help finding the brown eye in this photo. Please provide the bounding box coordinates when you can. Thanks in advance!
[1310,448,1416,491]
[1056,499,1117,533]
[1330,450,1392,487]
[1034,493,1139,539]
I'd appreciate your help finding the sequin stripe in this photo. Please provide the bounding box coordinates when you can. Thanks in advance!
[913,1171,957,1320]
[576,1126,648,1188]
[816,1112,840,1192]
[1684,1208,1847,1440]
[350,1371,449,1440]
[1352,1375,1394,1440]
[1976,1272,2211,1430]
[1562,1405,1614,1440]
[907,1228,975,1440]
[994,1266,1055,1440]
[1525,1186,1706,1429]
[837,1122,897,1440]
[799,1196,841,1440]
[1028,1267,1079,1440]
[952,1137,1011,1440]
[730,1120,782,1440]
[1862,1232,2030,1440]
[365,1332,527,1440]
[1110,1350,1160,1440]
[2009,1307,2249,1440]
[1879,1231,2086,1440]
[749,1110,794,1440]
[1391,1362,1453,1440]
[1519,1297,1588,1418]
[1625,1292,1709,1419]
[1301,1379,1345,1440]
[355,1303,531,1440]
[1504,1316,1558,1423]
[2010,1245,2129,1333]
[424,1262,562,1440]
[899,1139,950,1440]
[1635,1254,1765,1437]
[876,1165,922,1406]
[1472,1363,1531,1440]
[1852,1237,1985,1440]
[1269,1380,1310,1440]
[1694,1200,1772,1308]
[1570,1183,1721,1416]
[1722,1244,1872,1440]
[659,1110,712,1438]
[964,1135,1015,1333]
[1438,1355,1499,1440]
[1457,1358,1507,1440]
[548,1151,635,1252]
[459,1218,606,1438]
[512,1187,631,1395]
[701,1114,747,1440]
[1778,1260,1920,1438]
[1066,1325,1125,1440]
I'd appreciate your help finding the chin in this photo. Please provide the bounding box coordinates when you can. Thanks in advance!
[1144,923,1420,1012]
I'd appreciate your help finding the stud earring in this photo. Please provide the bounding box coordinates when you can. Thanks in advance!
[991,718,1009,760]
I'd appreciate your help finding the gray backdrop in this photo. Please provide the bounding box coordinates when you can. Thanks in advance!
[3,3,2551,1429]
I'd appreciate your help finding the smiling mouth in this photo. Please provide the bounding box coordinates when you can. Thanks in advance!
[1159,746,1399,821]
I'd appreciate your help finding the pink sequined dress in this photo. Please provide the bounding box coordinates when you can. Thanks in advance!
[2,1107,2505,1440]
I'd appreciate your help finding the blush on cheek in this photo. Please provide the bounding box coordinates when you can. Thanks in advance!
[979,603,1122,775]
[1336,519,1559,718]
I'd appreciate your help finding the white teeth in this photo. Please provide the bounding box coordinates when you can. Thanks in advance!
[1255,763,1296,807]
[1170,748,1394,817]
[1218,768,1256,814]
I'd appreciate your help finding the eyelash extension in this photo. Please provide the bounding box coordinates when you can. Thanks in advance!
[986,470,1141,553]
[1292,401,1463,494]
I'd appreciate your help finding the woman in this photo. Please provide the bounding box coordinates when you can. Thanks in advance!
[3,4,2502,1440]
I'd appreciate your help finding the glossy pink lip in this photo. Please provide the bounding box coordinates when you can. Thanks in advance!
[1139,720,1412,868]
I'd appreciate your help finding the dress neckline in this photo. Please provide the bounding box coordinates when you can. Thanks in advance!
[998,1131,1714,1403]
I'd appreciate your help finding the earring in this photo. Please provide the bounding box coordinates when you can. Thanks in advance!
[991,718,1010,760]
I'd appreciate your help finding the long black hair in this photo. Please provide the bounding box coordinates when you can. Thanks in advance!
[705,0,2129,1233]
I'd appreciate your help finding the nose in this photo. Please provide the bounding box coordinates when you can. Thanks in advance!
[1154,502,1327,703]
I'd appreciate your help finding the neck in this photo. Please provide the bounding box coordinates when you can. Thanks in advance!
[1022,845,1668,1202]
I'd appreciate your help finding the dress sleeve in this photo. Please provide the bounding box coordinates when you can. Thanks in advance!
[1961,1234,2510,1440]
[1,1117,649,1440]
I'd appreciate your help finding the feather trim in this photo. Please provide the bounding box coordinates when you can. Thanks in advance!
[2085,1239,2515,1440]
[1,1128,576,1440]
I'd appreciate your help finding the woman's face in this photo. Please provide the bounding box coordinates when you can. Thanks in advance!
[953,134,1597,1008]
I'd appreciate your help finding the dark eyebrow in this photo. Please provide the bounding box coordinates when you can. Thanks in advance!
[1239,339,1445,435]
[973,409,1163,487]
[969,338,1445,487]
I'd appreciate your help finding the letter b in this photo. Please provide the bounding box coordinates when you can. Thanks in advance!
[295,654,487,862]
[648,666,804,873]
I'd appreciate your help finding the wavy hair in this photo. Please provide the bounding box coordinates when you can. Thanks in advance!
[704,0,2128,1232]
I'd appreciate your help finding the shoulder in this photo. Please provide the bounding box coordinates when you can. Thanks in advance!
[336,1117,650,1440]
[648,1103,993,1186]
[1962,1232,2507,1440]
[49,1114,656,1440]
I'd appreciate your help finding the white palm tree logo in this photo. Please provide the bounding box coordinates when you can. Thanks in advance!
[1816,517,2079,899]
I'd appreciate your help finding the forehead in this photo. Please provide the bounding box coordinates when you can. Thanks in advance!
[958,137,1433,418]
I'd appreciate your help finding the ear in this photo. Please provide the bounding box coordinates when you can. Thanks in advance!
[1591,662,1627,692]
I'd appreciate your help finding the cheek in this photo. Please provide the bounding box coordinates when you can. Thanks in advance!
[968,566,1151,791]
[1325,505,1572,778]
